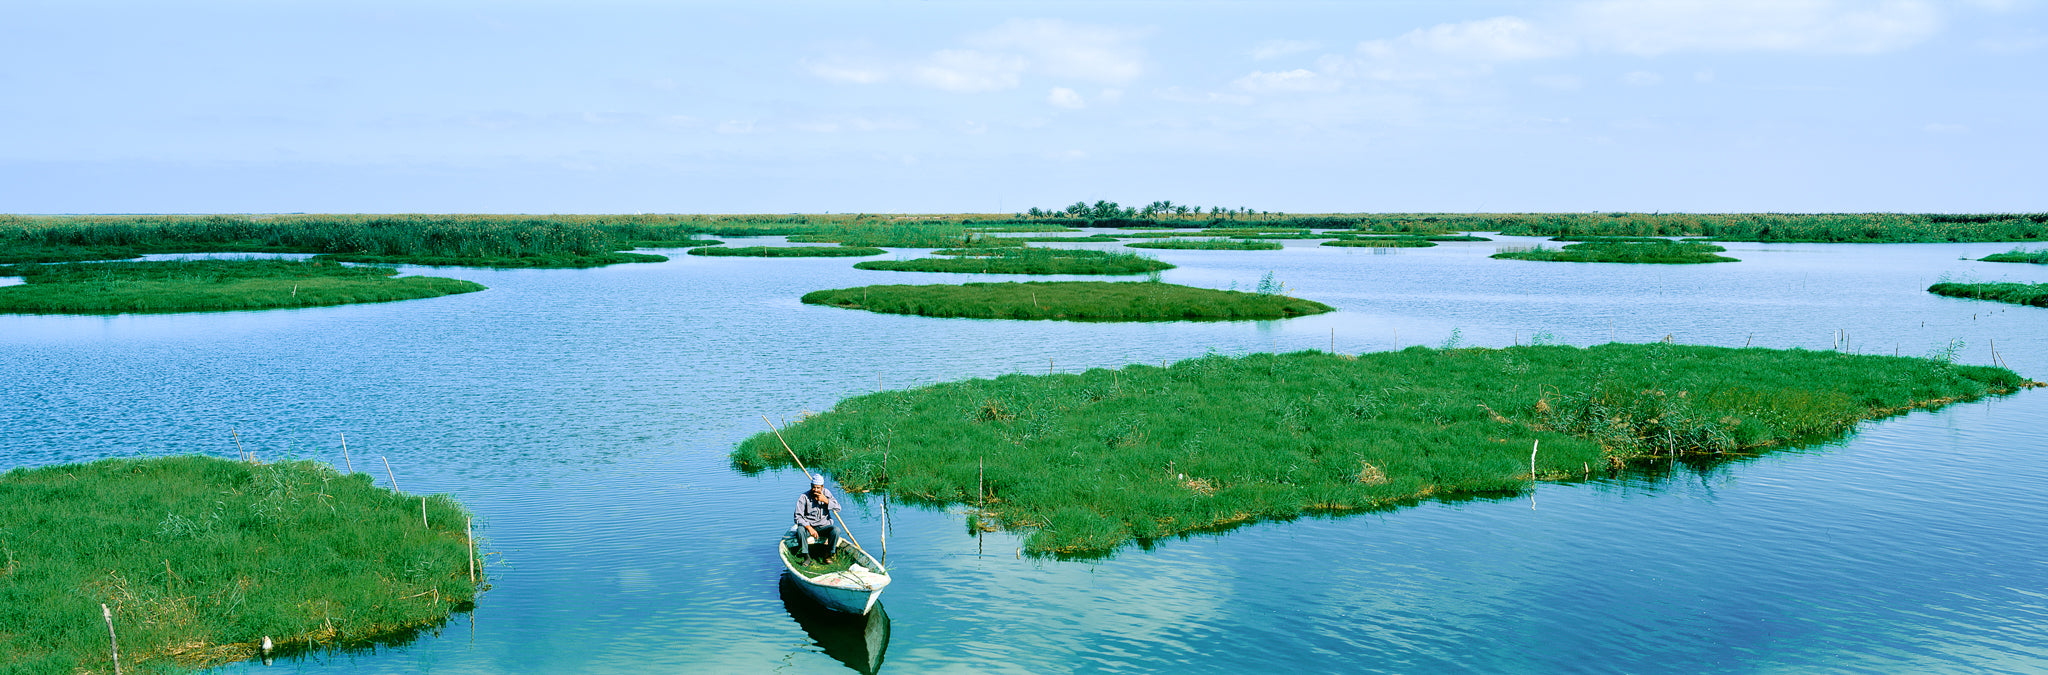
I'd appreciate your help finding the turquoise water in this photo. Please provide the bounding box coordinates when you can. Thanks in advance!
[3,236,2045,673]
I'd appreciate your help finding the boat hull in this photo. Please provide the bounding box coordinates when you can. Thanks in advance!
[779,527,891,615]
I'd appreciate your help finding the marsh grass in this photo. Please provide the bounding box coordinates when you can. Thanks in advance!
[0,259,484,314]
[1126,239,1284,251]
[1014,234,1123,242]
[1980,247,2048,264]
[1322,238,1437,248]
[1927,282,2048,307]
[628,239,723,248]
[801,281,1333,321]
[312,252,667,268]
[733,344,2032,557]
[0,455,481,672]
[853,248,1172,275]
[687,246,888,257]
[1494,212,2048,243]
[1492,240,1738,264]
[785,221,1022,249]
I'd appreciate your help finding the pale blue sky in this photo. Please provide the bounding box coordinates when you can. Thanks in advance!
[3,0,2042,214]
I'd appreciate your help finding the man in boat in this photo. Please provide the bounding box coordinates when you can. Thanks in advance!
[794,474,841,562]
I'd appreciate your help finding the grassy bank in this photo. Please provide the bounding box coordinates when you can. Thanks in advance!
[801,281,1332,321]
[1126,239,1283,251]
[852,248,1172,275]
[1494,212,2048,243]
[0,455,482,672]
[1322,238,1437,248]
[687,246,887,257]
[1492,241,1738,264]
[1980,247,2048,264]
[0,214,726,267]
[733,344,2032,557]
[0,259,484,314]
[1928,282,2048,307]
[313,252,666,268]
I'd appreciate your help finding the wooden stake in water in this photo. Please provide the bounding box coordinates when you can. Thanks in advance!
[382,456,399,492]
[102,603,122,675]
[466,517,477,584]
[422,497,429,528]
[1529,439,1540,510]
[233,428,244,463]
[341,432,353,474]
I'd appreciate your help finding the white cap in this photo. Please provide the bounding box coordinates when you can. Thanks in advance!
[810,474,825,486]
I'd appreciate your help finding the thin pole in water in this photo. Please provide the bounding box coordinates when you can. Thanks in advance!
[382,456,399,492]
[422,497,429,528]
[467,517,478,584]
[341,432,353,474]
[1529,439,1540,510]
[233,428,244,463]
[102,603,122,675]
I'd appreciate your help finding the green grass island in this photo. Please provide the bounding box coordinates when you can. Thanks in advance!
[1928,282,2048,308]
[1979,247,2048,264]
[686,246,888,257]
[1322,238,1438,248]
[852,248,1173,275]
[801,281,1333,321]
[1125,239,1284,251]
[733,343,2036,557]
[0,455,483,672]
[0,259,484,315]
[1492,240,1739,264]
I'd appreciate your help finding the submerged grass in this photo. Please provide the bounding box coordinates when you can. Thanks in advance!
[1927,282,2048,307]
[733,344,2032,557]
[1980,247,2048,264]
[801,281,1332,321]
[0,259,484,314]
[0,455,482,673]
[1126,239,1284,251]
[853,248,1173,275]
[687,246,887,257]
[1493,241,1738,264]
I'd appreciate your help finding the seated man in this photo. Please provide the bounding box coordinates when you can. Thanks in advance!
[793,474,840,562]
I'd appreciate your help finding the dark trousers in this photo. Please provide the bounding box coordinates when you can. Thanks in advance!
[805,525,837,560]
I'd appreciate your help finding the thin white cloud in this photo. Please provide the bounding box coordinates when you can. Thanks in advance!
[1621,70,1663,85]
[910,50,1027,92]
[805,19,1146,93]
[1250,39,1321,60]
[1234,69,1343,93]
[1048,87,1086,109]
[970,19,1147,84]
[1571,0,1943,55]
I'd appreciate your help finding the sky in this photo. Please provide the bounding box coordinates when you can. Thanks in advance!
[2,0,2043,214]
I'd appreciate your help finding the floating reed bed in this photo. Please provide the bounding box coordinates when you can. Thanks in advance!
[1126,239,1283,251]
[0,259,484,314]
[1980,247,2048,264]
[1492,240,1738,264]
[1927,282,2048,307]
[733,344,2033,557]
[853,248,1172,275]
[800,281,1332,321]
[0,455,483,672]
[687,246,887,257]
[1322,238,1437,249]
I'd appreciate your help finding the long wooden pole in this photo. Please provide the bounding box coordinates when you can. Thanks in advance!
[762,416,880,570]
[341,432,353,473]
[102,603,122,675]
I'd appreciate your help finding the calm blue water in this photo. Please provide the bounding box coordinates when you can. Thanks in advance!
[3,235,2045,673]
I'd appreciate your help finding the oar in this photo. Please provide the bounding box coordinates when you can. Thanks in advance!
[762,416,886,574]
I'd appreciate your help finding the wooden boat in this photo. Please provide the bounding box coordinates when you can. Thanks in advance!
[778,526,891,615]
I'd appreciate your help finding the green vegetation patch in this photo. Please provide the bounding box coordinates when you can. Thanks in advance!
[687,246,887,257]
[733,344,2032,557]
[0,456,482,672]
[801,281,1332,321]
[786,221,1024,249]
[1980,247,2048,264]
[1493,240,1738,264]
[0,259,484,315]
[968,225,1079,233]
[1495,212,2048,243]
[853,248,1173,275]
[1126,239,1284,251]
[312,252,667,268]
[1928,282,2048,308]
[1015,234,1123,242]
[1322,238,1437,248]
[628,239,722,248]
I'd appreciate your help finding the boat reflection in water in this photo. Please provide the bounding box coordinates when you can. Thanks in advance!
[780,574,891,674]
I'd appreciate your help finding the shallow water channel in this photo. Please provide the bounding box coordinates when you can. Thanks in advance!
[4,235,2046,673]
